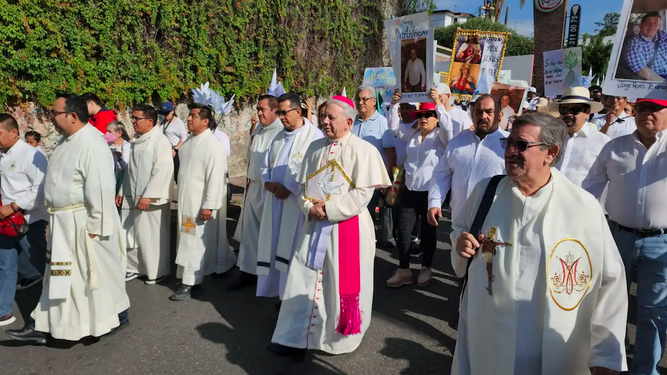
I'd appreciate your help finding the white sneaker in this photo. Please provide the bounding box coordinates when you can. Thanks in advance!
[0,314,17,327]
[125,272,139,282]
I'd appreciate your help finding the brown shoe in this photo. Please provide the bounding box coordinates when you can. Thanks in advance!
[418,267,432,287]
[386,268,413,288]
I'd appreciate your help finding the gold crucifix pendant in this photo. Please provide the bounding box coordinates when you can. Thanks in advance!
[481,227,512,296]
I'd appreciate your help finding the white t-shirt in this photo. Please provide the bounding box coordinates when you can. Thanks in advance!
[160,117,188,147]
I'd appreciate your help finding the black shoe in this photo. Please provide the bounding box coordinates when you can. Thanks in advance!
[226,273,257,291]
[6,326,47,345]
[169,285,193,301]
[266,342,306,360]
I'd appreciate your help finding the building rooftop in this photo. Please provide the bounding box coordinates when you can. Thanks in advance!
[433,9,476,18]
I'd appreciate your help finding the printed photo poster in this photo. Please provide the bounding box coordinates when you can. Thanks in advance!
[543,47,583,98]
[393,12,435,103]
[362,67,397,103]
[491,82,528,130]
[448,29,510,101]
[603,0,667,100]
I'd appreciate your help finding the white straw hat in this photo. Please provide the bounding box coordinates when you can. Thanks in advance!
[548,87,604,113]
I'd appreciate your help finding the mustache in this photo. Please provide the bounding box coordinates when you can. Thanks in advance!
[506,156,524,163]
[477,119,490,126]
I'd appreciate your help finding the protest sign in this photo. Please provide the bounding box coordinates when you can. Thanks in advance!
[491,82,529,130]
[543,47,583,98]
[501,55,535,85]
[603,0,667,100]
[362,67,397,103]
[498,70,512,84]
[391,12,435,103]
[447,29,510,101]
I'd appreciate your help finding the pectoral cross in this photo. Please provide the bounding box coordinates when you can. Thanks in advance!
[182,217,196,234]
[481,227,512,296]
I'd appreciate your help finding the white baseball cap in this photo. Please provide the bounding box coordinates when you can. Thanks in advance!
[435,83,451,95]
[528,87,537,94]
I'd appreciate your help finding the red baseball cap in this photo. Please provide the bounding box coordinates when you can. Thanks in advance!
[636,98,667,107]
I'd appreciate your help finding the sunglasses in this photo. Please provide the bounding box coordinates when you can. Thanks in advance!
[276,108,299,117]
[558,105,589,116]
[415,112,436,119]
[635,102,667,113]
[500,137,546,152]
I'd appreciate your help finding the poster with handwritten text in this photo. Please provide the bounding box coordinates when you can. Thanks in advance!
[543,47,582,98]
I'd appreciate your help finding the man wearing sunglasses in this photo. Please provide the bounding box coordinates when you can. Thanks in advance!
[584,98,667,375]
[548,87,611,187]
[591,95,638,139]
[452,112,628,375]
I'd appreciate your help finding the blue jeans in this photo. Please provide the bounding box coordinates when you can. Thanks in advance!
[0,220,48,316]
[609,221,667,375]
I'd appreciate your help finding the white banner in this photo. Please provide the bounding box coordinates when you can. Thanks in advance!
[543,47,583,98]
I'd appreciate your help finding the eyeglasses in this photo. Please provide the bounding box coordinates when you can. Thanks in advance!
[276,108,299,117]
[558,106,589,116]
[131,116,148,122]
[356,97,375,103]
[500,137,546,152]
[48,110,68,118]
[635,102,667,113]
[415,112,436,119]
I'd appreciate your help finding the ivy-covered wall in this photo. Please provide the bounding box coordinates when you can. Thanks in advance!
[0,0,401,107]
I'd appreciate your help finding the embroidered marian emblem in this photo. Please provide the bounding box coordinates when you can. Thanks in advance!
[548,238,592,311]
[288,151,304,175]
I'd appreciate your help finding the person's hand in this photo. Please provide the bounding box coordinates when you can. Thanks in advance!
[391,89,402,105]
[0,204,14,220]
[115,195,123,207]
[200,209,213,221]
[137,197,151,211]
[430,88,442,105]
[251,114,258,126]
[590,367,619,375]
[274,183,291,200]
[264,182,277,194]
[172,149,177,158]
[309,200,326,221]
[427,207,442,227]
[456,232,484,259]
[605,112,614,125]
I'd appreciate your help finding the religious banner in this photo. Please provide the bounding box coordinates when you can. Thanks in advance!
[362,67,397,103]
[603,0,667,100]
[536,0,566,13]
[392,12,435,103]
[447,29,510,101]
[543,47,583,98]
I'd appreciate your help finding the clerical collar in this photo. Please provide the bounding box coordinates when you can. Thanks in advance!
[327,131,352,146]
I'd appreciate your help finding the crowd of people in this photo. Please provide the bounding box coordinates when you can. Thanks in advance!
[0,79,665,375]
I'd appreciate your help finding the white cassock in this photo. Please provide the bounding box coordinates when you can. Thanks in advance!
[236,118,283,274]
[176,129,236,286]
[450,169,628,375]
[34,124,130,340]
[256,119,323,299]
[120,125,174,280]
[272,132,391,355]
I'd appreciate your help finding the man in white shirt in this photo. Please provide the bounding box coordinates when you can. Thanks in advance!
[158,102,188,183]
[549,87,610,186]
[427,94,507,227]
[583,98,667,375]
[118,105,174,285]
[452,112,627,375]
[499,94,516,130]
[404,48,426,92]
[394,103,417,166]
[435,84,473,138]
[592,95,637,139]
[0,114,48,327]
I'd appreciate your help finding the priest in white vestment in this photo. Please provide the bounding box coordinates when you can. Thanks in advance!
[451,113,627,375]
[9,95,130,344]
[256,93,323,299]
[268,96,391,358]
[118,105,174,285]
[230,95,283,291]
[170,105,236,301]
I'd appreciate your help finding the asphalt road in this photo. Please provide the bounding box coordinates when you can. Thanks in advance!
[0,178,664,375]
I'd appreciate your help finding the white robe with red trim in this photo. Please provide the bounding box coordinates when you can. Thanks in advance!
[271,132,391,355]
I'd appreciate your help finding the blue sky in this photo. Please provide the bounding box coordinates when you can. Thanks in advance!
[435,0,625,37]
